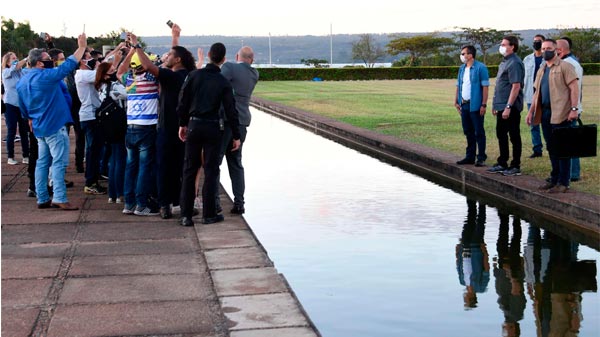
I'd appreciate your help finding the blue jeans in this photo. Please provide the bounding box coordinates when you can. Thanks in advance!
[124,126,157,208]
[460,104,487,162]
[4,103,30,159]
[540,108,571,186]
[80,120,104,186]
[35,126,70,204]
[528,103,543,154]
[109,142,126,199]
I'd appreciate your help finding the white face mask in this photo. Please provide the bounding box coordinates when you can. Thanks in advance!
[499,46,507,56]
[460,55,467,64]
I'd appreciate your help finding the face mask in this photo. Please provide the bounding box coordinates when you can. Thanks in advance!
[86,59,97,70]
[108,72,118,82]
[460,55,467,64]
[543,50,556,61]
[42,60,54,69]
[11,60,18,66]
[499,46,507,56]
[533,41,542,51]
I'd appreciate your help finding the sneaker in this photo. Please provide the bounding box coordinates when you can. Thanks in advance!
[27,188,37,197]
[194,197,202,210]
[134,206,160,216]
[172,205,181,213]
[502,167,522,176]
[122,204,136,214]
[108,198,115,204]
[474,160,486,167]
[116,196,124,204]
[547,184,570,193]
[487,164,507,173]
[529,152,543,158]
[84,183,107,195]
[22,157,29,164]
[7,158,18,165]
[14,135,20,142]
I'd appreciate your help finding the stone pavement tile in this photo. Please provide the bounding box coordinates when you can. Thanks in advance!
[197,230,257,249]
[212,267,288,297]
[196,218,249,232]
[2,243,70,258]
[1,308,40,337]
[1,190,33,201]
[69,254,202,276]
[221,293,309,331]
[231,327,318,337]
[81,222,195,242]
[1,223,76,244]
[2,257,62,279]
[1,203,81,225]
[76,238,198,256]
[84,209,170,223]
[59,274,214,304]
[47,300,223,337]
[205,247,272,270]
[2,279,53,307]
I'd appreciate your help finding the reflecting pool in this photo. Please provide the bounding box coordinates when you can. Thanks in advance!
[220,108,599,337]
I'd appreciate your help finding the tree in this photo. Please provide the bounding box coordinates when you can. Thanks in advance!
[387,33,454,67]
[352,34,386,68]
[300,58,329,68]
[553,27,600,63]
[454,27,514,64]
[1,18,38,58]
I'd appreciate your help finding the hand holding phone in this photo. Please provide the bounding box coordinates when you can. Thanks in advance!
[167,20,174,28]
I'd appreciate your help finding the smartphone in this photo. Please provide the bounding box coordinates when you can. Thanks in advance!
[39,32,46,39]
[166,20,174,28]
[120,32,127,40]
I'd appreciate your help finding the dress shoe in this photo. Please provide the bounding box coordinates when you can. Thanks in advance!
[230,205,245,214]
[474,161,486,167]
[456,158,475,165]
[38,201,52,209]
[529,152,543,158]
[202,214,224,224]
[27,188,37,197]
[180,217,194,227]
[65,180,74,188]
[570,177,581,182]
[160,206,173,219]
[51,202,79,211]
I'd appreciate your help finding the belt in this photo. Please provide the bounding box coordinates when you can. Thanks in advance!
[127,124,156,129]
[189,116,219,123]
[461,99,471,105]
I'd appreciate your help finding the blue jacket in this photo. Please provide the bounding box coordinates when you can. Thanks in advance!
[456,60,490,112]
[17,55,77,137]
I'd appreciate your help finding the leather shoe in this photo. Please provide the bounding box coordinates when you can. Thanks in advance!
[180,217,194,227]
[160,206,172,219]
[202,214,224,224]
[456,158,475,165]
[529,152,543,158]
[38,201,52,209]
[474,161,486,167]
[51,202,79,211]
[65,180,74,188]
[230,205,245,214]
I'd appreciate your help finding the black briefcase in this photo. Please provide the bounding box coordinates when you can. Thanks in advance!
[552,118,598,158]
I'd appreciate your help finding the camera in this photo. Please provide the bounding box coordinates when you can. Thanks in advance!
[166,20,173,28]
[120,32,127,40]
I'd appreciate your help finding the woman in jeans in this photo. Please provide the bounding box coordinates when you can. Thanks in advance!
[2,52,30,165]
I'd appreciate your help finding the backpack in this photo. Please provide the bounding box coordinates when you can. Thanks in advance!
[95,83,126,143]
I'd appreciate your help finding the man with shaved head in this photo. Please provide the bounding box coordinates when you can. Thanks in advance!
[556,38,584,182]
[215,46,259,215]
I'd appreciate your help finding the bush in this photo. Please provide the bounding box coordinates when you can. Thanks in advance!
[257,63,599,81]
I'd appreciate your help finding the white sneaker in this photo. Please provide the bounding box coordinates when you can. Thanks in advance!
[116,196,124,204]
[7,158,18,165]
[108,198,115,204]
[171,204,181,213]
[22,157,29,164]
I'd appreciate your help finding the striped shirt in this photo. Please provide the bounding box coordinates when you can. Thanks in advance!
[122,71,159,125]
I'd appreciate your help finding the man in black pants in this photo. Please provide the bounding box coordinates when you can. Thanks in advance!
[488,35,525,177]
[177,43,241,226]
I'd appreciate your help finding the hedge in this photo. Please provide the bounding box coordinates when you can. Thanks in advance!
[257,63,600,81]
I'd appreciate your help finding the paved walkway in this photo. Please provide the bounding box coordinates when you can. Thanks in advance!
[1,122,319,337]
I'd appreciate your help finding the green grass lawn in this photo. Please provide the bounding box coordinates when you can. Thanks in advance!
[253,77,600,195]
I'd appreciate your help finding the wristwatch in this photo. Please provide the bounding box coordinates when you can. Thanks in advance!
[133,43,142,49]
[571,107,579,111]
[505,104,512,109]
[481,104,487,108]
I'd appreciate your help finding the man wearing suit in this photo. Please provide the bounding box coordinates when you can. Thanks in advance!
[216,46,259,215]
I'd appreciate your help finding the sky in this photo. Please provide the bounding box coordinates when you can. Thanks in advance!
[3,0,599,38]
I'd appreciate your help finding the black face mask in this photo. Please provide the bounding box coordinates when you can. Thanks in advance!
[533,41,542,51]
[86,59,97,70]
[42,60,54,69]
[543,50,556,61]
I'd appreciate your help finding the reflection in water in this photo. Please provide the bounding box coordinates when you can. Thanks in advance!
[221,109,598,336]
[456,199,490,309]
